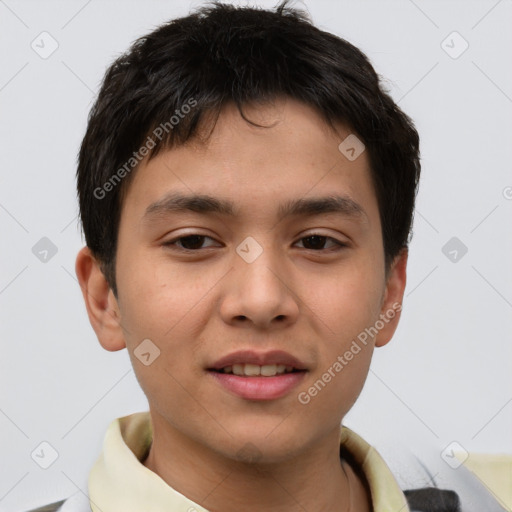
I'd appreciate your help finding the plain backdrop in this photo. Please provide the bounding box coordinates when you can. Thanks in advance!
[1,0,511,510]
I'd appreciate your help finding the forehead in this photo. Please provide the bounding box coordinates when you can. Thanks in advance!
[120,98,379,228]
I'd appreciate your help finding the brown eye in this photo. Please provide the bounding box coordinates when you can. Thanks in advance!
[296,235,346,251]
[164,234,219,251]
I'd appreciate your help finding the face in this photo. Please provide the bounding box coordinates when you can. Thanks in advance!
[80,97,406,464]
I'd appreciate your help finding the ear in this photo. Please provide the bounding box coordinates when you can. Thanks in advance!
[374,248,408,348]
[75,246,126,352]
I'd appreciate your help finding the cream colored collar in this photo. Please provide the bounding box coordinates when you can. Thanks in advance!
[88,411,409,512]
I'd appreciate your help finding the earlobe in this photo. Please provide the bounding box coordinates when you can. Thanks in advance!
[75,246,126,352]
[374,248,408,348]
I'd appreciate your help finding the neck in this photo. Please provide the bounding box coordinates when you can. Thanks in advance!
[142,412,371,512]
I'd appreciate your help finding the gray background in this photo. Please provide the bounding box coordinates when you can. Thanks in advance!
[1,0,511,510]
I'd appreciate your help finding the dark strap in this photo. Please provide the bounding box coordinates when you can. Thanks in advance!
[25,500,66,512]
[404,487,461,512]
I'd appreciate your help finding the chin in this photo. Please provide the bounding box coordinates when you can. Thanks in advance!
[217,425,311,465]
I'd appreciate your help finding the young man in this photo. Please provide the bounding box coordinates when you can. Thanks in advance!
[27,1,508,511]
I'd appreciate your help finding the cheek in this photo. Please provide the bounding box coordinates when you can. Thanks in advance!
[296,264,383,421]
[309,257,385,339]
[113,268,195,408]
[117,247,208,337]
[119,282,207,423]
[297,342,373,428]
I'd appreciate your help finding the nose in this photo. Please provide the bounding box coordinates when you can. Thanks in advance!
[219,242,300,330]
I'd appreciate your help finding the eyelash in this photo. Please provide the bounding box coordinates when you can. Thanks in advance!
[163,234,348,253]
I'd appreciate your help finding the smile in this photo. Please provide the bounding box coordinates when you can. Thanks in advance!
[208,367,307,401]
[218,363,297,376]
[207,349,308,400]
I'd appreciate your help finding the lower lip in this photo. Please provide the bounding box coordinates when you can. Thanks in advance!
[209,371,306,400]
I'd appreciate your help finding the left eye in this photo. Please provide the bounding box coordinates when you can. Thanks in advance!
[164,234,346,252]
[295,235,346,251]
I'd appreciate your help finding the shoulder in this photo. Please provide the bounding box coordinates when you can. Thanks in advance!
[397,451,510,512]
[24,501,66,512]
[22,492,91,512]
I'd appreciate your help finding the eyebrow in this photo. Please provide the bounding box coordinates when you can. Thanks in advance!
[143,192,368,223]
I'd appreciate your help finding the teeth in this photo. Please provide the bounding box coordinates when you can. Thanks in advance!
[232,364,244,375]
[244,364,260,376]
[225,364,293,376]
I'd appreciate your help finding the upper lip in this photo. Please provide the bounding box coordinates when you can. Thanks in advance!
[209,350,308,371]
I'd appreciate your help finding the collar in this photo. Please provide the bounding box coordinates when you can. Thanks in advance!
[88,411,409,512]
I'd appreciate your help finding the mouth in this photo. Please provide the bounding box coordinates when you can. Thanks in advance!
[208,349,308,372]
[207,350,308,401]
[209,363,302,377]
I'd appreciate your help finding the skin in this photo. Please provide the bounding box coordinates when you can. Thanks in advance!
[76,97,407,512]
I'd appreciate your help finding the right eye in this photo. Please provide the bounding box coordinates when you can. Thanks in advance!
[162,234,222,252]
